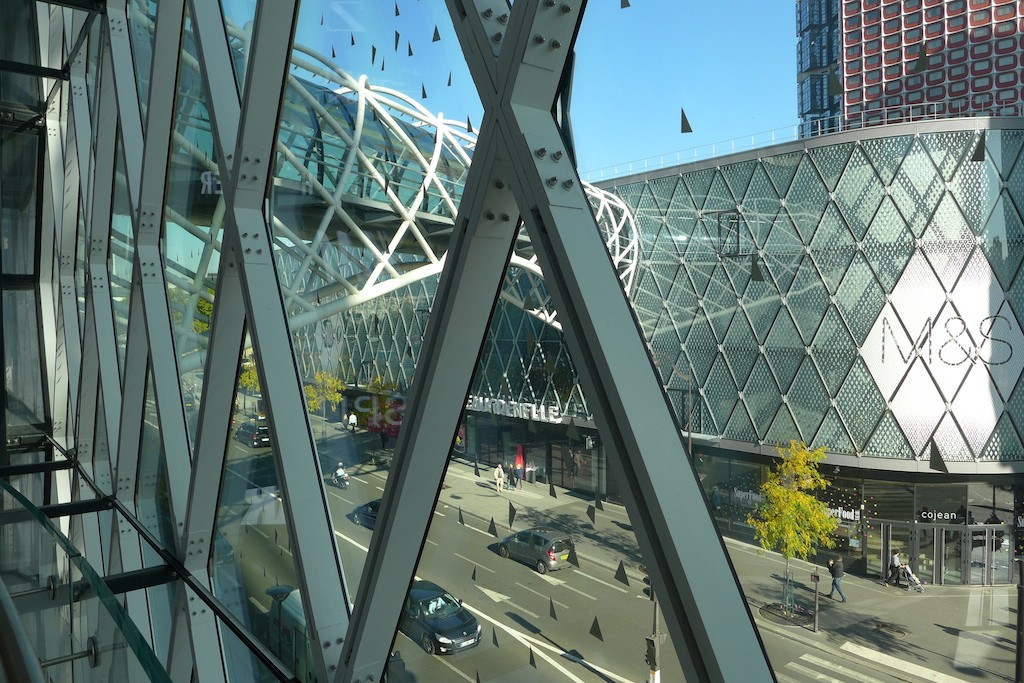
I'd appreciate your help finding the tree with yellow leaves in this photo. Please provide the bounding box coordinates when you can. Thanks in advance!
[304,372,345,436]
[748,440,837,612]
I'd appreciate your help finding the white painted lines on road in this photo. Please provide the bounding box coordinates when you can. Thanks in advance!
[432,510,445,517]
[431,656,475,682]
[325,490,352,505]
[425,539,438,546]
[474,586,538,619]
[839,642,970,683]
[459,522,495,538]
[375,485,384,491]
[462,603,590,683]
[537,573,597,601]
[574,570,628,593]
[334,530,369,553]
[799,655,886,683]
[453,552,494,572]
[514,582,569,609]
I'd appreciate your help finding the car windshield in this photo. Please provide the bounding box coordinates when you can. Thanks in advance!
[419,593,461,619]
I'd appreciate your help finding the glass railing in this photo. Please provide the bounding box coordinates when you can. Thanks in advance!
[0,480,171,682]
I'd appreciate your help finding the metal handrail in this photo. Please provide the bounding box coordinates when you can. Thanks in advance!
[0,573,46,683]
[581,103,1024,182]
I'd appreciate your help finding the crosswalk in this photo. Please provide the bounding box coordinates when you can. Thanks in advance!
[776,653,887,683]
[775,652,968,683]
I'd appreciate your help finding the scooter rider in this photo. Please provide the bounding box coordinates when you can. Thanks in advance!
[331,462,350,488]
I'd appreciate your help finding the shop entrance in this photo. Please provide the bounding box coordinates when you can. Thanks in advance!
[871,520,1013,585]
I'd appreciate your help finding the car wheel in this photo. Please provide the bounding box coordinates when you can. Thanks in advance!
[498,544,510,559]
[535,560,548,574]
[420,634,435,655]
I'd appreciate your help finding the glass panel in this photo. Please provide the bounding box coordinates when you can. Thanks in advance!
[397,234,686,681]
[0,129,38,275]
[0,481,170,681]
[969,529,988,584]
[4,290,45,428]
[110,138,134,381]
[916,525,936,585]
[941,528,964,584]
[127,0,158,114]
[210,330,309,659]
[136,366,176,549]
[165,5,221,442]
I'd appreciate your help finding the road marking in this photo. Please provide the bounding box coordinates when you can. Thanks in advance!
[773,672,801,683]
[460,523,495,538]
[334,530,368,553]
[800,655,884,683]
[453,553,494,572]
[375,486,384,491]
[537,573,597,600]
[432,510,445,517]
[786,662,843,682]
[515,582,569,609]
[425,539,438,546]
[839,642,970,682]
[430,656,474,682]
[326,490,352,505]
[462,603,588,683]
[574,570,628,593]
[474,587,538,619]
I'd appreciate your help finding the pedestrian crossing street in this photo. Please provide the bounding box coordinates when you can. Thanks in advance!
[775,653,920,683]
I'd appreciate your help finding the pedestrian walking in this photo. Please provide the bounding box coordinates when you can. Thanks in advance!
[825,557,847,602]
[887,548,903,588]
[379,429,387,448]
[348,412,357,433]
[506,463,515,491]
[493,464,505,493]
[511,465,520,490]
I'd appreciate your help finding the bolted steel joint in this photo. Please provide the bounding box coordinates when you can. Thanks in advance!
[484,211,496,220]
[534,34,546,44]
[561,3,573,12]
[552,150,564,161]
[493,32,503,42]
[482,8,493,18]
[546,177,558,187]
[551,39,562,49]
[498,12,509,23]
[535,147,547,158]
[563,179,575,189]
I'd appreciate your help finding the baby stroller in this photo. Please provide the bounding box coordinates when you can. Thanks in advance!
[899,563,924,593]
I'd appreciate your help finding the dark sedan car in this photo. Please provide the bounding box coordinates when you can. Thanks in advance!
[352,500,380,528]
[399,581,481,655]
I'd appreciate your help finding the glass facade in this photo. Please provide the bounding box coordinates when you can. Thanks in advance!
[1,1,1023,682]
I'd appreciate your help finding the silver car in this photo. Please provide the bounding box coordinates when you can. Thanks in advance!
[497,527,575,574]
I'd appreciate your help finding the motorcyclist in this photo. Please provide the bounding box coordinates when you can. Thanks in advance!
[331,462,350,488]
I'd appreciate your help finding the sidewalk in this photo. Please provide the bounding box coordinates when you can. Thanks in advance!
[430,455,1017,683]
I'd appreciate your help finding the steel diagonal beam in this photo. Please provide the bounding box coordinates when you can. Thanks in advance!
[212,3,351,681]
[130,0,192,553]
[337,114,521,683]
[348,0,770,681]
[500,2,774,680]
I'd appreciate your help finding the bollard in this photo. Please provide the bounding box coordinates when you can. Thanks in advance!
[811,568,820,633]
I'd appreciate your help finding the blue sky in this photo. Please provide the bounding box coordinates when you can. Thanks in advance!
[268,0,798,178]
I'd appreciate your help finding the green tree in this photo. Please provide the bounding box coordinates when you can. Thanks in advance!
[304,372,346,435]
[237,364,261,415]
[748,440,837,612]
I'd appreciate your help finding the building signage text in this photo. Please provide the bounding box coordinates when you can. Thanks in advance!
[466,396,562,424]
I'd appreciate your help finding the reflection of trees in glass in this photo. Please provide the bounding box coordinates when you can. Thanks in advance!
[168,286,214,334]
[304,372,345,432]
[748,440,837,612]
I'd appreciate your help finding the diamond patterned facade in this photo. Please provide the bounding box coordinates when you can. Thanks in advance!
[606,120,1024,463]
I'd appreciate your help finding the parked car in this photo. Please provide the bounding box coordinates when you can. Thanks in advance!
[497,527,575,574]
[237,421,271,448]
[352,500,380,528]
[399,580,481,655]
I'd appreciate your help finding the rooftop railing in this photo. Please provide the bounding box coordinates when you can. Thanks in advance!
[581,102,1024,183]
